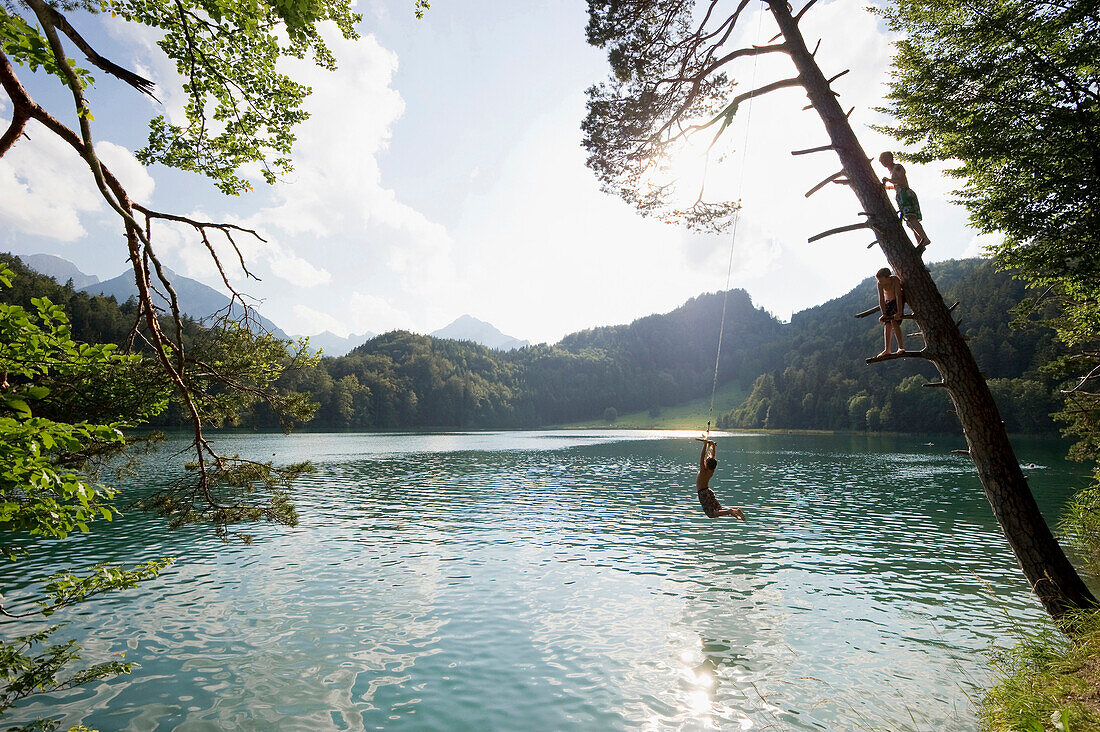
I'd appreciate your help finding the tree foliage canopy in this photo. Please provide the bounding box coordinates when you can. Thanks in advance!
[583,0,794,230]
[0,0,397,526]
[878,0,1100,289]
[1,0,361,194]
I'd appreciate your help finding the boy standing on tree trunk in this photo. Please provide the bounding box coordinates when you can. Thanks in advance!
[879,151,931,253]
[875,267,906,358]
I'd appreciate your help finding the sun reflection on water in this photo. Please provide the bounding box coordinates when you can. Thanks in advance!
[1,431,1081,731]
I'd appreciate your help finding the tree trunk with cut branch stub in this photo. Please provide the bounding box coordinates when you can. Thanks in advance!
[767,0,1095,620]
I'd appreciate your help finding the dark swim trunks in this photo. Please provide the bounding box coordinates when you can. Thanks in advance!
[882,298,898,319]
[895,187,922,220]
[697,486,722,518]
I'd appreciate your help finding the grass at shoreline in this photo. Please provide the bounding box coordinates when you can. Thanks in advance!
[552,382,748,431]
[981,610,1100,730]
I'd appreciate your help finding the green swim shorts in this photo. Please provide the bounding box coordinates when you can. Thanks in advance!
[895,188,922,220]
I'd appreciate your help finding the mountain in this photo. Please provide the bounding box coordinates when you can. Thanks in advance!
[18,253,99,289]
[430,314,530,351]
[300,330,376,357]
[80,268,288,339]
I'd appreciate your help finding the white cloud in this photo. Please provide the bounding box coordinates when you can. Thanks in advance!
[5,1,995,342]
[97,142,156,201]
[347,291,415,333]
[268,246,332,286]
[102,16,189,124]
[0,116,108,241]
[218,26,457,296]
[293,303,348,336]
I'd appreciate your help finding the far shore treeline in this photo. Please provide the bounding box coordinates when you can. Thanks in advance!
[1,253,1061,434]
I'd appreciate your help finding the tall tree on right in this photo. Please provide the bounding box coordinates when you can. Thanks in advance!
[583,0,1096,621]
[879,0,1100,567]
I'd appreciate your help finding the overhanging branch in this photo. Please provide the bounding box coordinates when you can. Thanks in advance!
[40,4,158,98]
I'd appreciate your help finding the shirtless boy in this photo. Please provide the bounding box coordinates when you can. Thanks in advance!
[875,266,905,358]
[696,439,746,520]
[879,151,931,253]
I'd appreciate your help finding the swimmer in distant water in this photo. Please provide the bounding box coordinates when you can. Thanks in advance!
[696,440,746,520]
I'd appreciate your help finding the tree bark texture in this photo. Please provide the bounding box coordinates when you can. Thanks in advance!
[768,0,1095,620]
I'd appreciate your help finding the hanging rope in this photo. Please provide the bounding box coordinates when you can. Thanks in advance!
[708,7,765,423]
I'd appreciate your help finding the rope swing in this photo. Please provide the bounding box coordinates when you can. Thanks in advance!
[706,6,765,430]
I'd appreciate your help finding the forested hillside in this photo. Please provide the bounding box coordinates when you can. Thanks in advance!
[0,253,143,345]
[723,259,1061,433]
[264,290,784,428]
[7,252,1060,434]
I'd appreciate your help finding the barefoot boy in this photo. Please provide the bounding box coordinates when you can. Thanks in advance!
[879,151,931,253]
[875,267,905,358]
[696,439,746,520]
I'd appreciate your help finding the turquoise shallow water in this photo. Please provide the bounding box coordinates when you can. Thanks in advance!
[2,430,1092,731]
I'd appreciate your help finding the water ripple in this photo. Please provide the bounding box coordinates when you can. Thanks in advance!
[1,432,1088,731]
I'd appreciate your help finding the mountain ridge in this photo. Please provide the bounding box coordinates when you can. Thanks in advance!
[17,254,100,289]
[430,314,530,351]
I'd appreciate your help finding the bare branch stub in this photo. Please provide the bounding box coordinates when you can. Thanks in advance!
[826,69,850,85]
[134,204,265,286]
[794,0,821,24]
[854,305,880,319]
[1064,364,1100,393]
[923,381,946,388]
[1,104,31,157]
[855,306,916,319]
[807,221,871,243]
[791,144,834,156]
[805,169,845,197]
[866,348,932,364]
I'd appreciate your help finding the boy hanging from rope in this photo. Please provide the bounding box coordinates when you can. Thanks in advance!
[696,439,746,520]
[879,151,931,253]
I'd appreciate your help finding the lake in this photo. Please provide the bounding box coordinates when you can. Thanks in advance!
[3,431,1092,731]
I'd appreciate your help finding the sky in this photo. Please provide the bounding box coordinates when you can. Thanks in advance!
[0,0,992,345]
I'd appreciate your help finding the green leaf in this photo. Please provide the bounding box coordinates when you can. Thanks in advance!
[1,396,32,418]
[22,386,50,400]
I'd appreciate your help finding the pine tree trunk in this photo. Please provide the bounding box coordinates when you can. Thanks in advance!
[769,0,1095,621]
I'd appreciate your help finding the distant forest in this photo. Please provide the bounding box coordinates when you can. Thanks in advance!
[2,253,1062,435]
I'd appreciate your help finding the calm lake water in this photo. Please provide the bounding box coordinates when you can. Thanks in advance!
[4,431,1093,731]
